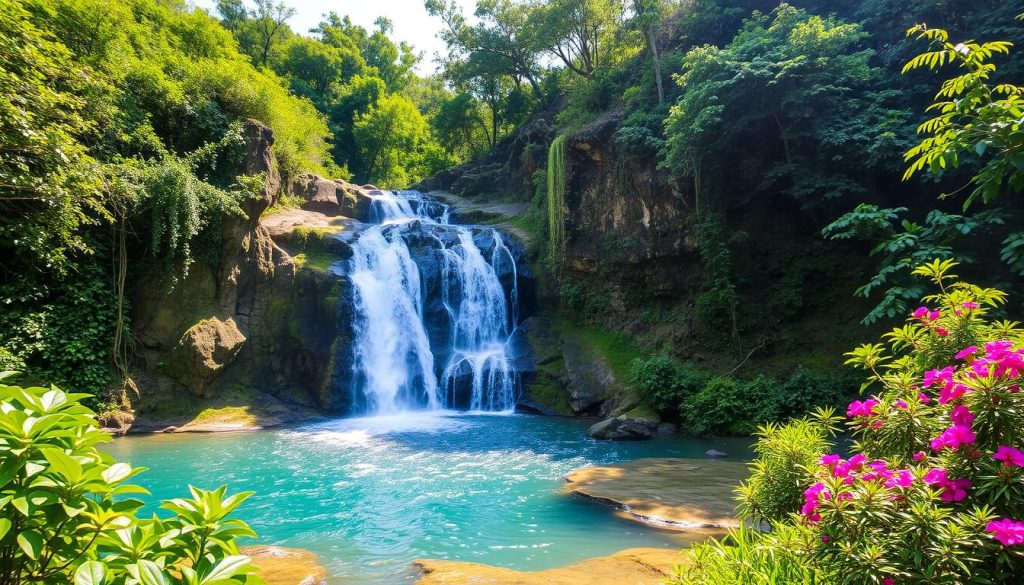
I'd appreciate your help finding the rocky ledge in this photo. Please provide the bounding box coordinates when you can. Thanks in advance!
[412,547,680,585]
[563,458,748,529]
[242,546,328,585]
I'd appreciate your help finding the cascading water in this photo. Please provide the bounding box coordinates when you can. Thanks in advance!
[339,190,525,414]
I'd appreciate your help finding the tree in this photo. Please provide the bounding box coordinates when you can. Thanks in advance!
[529,0,622,79]
[661,4,906,209]
[251,0,294,67]
[630,0,666,102]
[352,94,430,186]
[426,0,546,103]
[432,92,491,157]
[216,0,248,32]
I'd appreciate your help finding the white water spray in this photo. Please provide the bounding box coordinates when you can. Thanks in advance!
[345,191,522,414]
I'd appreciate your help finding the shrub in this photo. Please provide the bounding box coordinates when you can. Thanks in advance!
[675,523,824,585]
[630,354,707,415]
[675,260,1024,584]
[0,373,264,584]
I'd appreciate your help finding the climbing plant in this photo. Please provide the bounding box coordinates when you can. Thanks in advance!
[546,135,568,263]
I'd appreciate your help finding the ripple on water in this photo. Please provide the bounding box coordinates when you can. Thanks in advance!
[105,413,752,584]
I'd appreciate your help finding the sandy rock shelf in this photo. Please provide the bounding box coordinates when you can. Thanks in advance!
[412,547,681,585]
[563,457,749,529]
[243,546,328,585]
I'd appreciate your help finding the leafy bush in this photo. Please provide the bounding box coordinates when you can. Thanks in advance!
[676,260,1024,584]
[0,373,264,584]
[630,354,707,414]
[675,523,824,585]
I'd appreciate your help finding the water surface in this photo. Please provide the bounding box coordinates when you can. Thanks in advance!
[106,413,751,583]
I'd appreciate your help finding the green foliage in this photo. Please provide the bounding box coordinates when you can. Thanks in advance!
[352,93,432,187]
[662,3,906,207]
[0,374,264,584]
[546,135,568,263]
[694,213,739,340]
[629,354,706,414]
[737,413,842,523]
[0,0,105,277]
[902,23,1023,208]
[688,262,1024,584]
[674,523,824,585]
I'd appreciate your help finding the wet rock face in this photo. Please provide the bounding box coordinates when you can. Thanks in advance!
[587,416,658,440]
[168,317,246,398]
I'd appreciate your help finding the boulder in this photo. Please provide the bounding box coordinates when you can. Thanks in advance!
[588,416,657,440]
[168,317,246,398]
[289,173,373,221]
[706,449,730,458]
[657,422,678,435]
[562,337,615,415]
[242,546,328,585]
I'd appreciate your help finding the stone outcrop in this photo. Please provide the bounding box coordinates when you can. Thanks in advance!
[563,458,748,529]
[242,546,328,585]
[412,548,681,585]
[167,317,246,397]
[288,173,373,221]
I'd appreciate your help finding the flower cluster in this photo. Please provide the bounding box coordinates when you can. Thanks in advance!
[987,518,1024,546]
[930,404,976,451]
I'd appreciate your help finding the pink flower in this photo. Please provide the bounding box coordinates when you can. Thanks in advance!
[802,482,828,523]
[951,405,974,426]
[940,479,971,502]
[936,328,949,337]
[938,382,970,405]
[986,518,1024,546]
[820,454,842,466]
[885,469,914,489]
[917,392,931,404]
[956,346,978,360]
[894,399,908,409]
[913,306,930,319]
[923,468,948,485]
[923,367,955,388]
[931,424,976,451]
[993,446,1024,468]
[847,399,878,418]
[913,451,927,462]
[929,310,940,320]
[821,536,829,543]
[963,301,980,310]
[883,578,895,585]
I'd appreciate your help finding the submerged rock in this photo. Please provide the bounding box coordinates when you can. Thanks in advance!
[564,457,748,529]
[242,546,327,585]
[588,416,658,440]
[412,547,680,585]
[706,449,730,458]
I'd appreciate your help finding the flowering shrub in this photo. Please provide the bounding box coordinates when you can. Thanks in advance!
[676,260,1024,585]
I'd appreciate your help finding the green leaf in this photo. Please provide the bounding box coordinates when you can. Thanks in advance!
[42,448,82,483]
[102,463,133,484]
[129,560,170,585]
[75,561,108,585]
[17,530,43,559]
[0,518,11,540]
[201,555,251,583]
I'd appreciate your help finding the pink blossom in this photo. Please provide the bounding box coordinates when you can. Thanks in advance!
[885,469,914,489]
[821,536,829,543]
[847,399,878,418]
[917,392,931,404]
[913,306,930,319]
[956,346,978,360]
[940,479,971,502]
[951,405,974,426]
[938,382,970,405]
[963,301,980,310]
[802,482,828,523]
[913,451,927,462]
[883,578,895,585]
[930,424,976,451]
[923,367,955,388]
[936,328,949,337]
[923,468,948,485]
[894,400,908,409]
[993,446,1024,468]
[820,454,842,466]
[986,518,1024,546]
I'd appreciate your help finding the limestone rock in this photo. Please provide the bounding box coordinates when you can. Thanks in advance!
[562,336,615,414]
[288,173,373,221]
[413,547,680,585]
[242,546,328,585]
[168,317,246,397]
[563,457,748,529]
[587,416,657,440]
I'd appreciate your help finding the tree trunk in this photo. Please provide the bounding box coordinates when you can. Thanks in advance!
[648,26,664,104]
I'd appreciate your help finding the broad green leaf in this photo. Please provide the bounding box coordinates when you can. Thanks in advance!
[102,463,133,484]
[17,530,43,559]
[75,561,108,585]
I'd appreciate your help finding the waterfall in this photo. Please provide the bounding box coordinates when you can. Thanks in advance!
[340,191,524,414]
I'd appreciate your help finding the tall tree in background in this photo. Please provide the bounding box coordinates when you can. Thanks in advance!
[252,0,295,66]
[530,0,622,79]
[630,0,665,102]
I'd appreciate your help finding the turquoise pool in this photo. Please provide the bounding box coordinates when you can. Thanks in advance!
[105,412,751,583]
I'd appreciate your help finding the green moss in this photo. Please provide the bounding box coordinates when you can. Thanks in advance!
[293,250,339,273]
[526,369,573,415]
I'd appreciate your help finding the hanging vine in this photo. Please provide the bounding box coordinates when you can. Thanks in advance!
[546,135,567,263]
